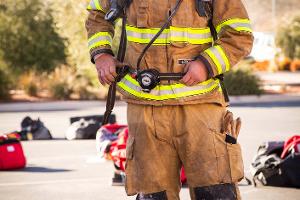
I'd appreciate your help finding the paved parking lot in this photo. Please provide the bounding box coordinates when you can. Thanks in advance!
[0,100,300,200]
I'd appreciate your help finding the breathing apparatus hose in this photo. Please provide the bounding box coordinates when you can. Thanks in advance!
[136,0,183,71]
[102,0,183,125]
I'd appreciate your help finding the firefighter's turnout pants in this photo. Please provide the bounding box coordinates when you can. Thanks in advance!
[125,103,243,200]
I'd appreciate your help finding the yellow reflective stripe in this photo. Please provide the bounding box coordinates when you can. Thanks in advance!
[126,36,169,44]
[87,0,104,12]
[215,46,230,71]
[117,75,220,101]
[234,27,252,32]
[126,25,213,45]
[205,49,223,74]
[88,32,112,50]
[89,41,111,50]
[126,25,169,34]
[204,45,230,74]
[216,18,252,33]
[88,32,111,41]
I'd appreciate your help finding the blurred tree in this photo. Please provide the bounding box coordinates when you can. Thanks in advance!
[49,1,91,70]
[276,15,300,59]
[0,0,67,73]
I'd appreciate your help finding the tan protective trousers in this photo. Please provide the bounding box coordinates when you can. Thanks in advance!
[125,103,244,200]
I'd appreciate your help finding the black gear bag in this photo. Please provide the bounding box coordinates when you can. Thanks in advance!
[250,141,300,188]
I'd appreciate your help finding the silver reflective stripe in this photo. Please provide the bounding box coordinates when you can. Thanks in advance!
[127,31,169,41]
[170,31,211,39]
[89,0,97,10]
[229,22,252,30]
[126,25,212,44]
[173,81,217,94]
[210,47,226,73]
[216,18,252,33]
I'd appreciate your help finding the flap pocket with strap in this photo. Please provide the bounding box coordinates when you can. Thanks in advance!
[126,136,135,160]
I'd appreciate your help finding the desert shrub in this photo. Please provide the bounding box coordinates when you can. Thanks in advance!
[71,74,97,100]
[18,71,41,96]
[25,82,38,97]
[47,66,75,99]
[47,65,99,100]
[50,82,72,100]
[224,69,263,96]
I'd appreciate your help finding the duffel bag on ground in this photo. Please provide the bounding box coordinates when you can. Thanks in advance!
[20,116,52,140]
[0,133,26,170]
[251,135,300,188]
[66,114,117,140]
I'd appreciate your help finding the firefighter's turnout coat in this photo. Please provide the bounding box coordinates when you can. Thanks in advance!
[85,0,254,105]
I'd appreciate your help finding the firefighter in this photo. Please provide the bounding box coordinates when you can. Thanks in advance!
[85,0,253,199]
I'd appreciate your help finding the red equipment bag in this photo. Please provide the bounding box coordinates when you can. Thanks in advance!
[110,128,128,171]
[0,133,26,170]
[281,135,300,159]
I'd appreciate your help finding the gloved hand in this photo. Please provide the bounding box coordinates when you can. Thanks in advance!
[95,53,118,85]
[181,60,209,86]
[222,111,242,139]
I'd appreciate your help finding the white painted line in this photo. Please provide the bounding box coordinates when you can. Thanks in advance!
[0,177,102,187]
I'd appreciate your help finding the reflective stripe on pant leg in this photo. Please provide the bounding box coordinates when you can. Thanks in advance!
[193,183,237,200]
[136,191,168,200]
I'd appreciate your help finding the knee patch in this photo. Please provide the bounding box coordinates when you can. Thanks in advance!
[136,191,168,200]
[194,183,237,200]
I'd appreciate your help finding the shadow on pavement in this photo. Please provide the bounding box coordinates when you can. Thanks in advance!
[231,101,300,107]
[13,166,73,173]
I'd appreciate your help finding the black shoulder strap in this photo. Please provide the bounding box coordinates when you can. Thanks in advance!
[197,0,230,103]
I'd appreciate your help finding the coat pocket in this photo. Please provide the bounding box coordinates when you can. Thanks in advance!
[136,0,149,27]
[226,143,244,182]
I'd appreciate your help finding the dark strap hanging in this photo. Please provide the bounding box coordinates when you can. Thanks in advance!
[202,0,230,103]
[102,15,128,125]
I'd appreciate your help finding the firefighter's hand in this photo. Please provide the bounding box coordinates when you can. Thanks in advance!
[181,60,208,86]
[95,53,118,85]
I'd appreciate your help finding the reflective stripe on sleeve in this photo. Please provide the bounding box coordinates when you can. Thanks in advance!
[88,32,112,50]
[117,75,220,101]
[216,18,252,34]
[204,45,230,74]
[126,25,213,45]
[87,0,104,12]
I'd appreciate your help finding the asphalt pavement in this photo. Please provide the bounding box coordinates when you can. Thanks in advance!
[0,97,300,200]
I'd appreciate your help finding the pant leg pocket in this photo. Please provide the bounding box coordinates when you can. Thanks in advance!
[125,135,137,195]
[126,135,135,160]
[226,143,244,182]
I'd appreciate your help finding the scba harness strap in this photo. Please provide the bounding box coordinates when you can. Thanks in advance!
[102,0,229,125]
[102,0,183,125]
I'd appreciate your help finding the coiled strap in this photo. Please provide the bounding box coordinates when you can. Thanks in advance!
[102,14,128,125]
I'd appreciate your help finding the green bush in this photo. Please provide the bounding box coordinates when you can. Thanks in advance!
[224,69,263,96]
[276,14,300,59]
[0,68,11,100]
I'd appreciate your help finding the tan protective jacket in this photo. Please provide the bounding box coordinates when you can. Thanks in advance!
[85,0,253,106]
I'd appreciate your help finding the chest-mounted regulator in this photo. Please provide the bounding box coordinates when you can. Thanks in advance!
[105,0,132,22]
